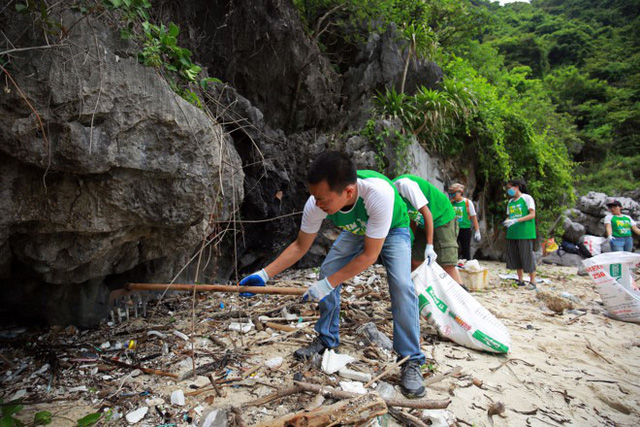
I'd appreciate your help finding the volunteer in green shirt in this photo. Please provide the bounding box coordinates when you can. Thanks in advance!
[604,199,640,252]
[503,179,537,289]
[448,183,481,261]
[239,152,426,398]
[393,174,463,287]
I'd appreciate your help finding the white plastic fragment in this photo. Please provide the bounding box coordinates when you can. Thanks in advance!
[100,341,111,349]
[339,381,367,395]
[147,330,167,339]
[338,368,372,382]
[421,409,457,427]
[171,389,186,406]
[321,349,355,374]
[265,357,283,370]
[201,408,228,427]
[375,381,396,399]
[69,385,88,392]
[173,330,190,341]
[10,389,27,401]
[125,406,148,424]
[229,321,254,333]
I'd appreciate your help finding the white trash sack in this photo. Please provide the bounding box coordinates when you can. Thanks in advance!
[582,235,606,256]
[581,252,640,323]
[412,262,511,353]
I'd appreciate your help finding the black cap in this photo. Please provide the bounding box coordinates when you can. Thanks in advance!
[606,199,622,207]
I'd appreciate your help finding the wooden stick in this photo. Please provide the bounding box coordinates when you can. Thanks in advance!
[364,355,410,388]
[244,385,303,407]
[256,393,387,427]
[423,366,462,386]
[102,357,178,378]
[127,283,305,295]
[294,381,451,409]
[264,321,297,332]
[388,407,429,427]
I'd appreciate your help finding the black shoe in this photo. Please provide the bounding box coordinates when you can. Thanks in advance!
[399,361,426,398]
[293,337,329,360]
[516,280,526,287]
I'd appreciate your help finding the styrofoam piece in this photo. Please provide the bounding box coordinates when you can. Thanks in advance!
[339,380,367,395]
[228,322,254,333]
[265,357,283,370]
[321,349,355,374]
[338,368,372,382]
[375,381,396,399]
[171,389,185,406]
[464,260,481,271]
[125,407,148,424]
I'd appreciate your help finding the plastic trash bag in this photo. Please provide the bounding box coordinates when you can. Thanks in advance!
[582,252,640,323]
[412,262,511,353]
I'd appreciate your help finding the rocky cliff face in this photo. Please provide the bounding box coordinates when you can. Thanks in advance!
[0,9,243,326]
[0,1,447,326]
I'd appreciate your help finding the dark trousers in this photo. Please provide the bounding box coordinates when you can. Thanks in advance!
[457,227,472,260]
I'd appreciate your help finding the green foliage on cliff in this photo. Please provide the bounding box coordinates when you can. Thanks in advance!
[295,0,637,233]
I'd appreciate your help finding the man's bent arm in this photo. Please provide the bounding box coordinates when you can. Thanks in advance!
[326,236,385,286]
[419,206,434,245]
[264,231,316,278]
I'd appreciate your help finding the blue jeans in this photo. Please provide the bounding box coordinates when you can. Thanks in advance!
[610,236,633,252]
[315,228,425,364]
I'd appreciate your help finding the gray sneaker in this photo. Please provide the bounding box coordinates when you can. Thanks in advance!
[400,361,426,398]
[293,337,329,360]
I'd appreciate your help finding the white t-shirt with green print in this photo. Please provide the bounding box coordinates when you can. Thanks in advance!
[604,214,637,237]
[300,171,409,239]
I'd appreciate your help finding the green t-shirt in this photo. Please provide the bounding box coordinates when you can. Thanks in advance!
[392,175,456,229]
[506,194,536,240]
[452,199,473,229]
[608,215,633,237]
[323,170,409,236]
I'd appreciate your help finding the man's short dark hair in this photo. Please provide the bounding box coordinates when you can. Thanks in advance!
[307,151,357,193]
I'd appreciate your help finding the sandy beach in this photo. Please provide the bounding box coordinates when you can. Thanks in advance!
[3,261,639,426]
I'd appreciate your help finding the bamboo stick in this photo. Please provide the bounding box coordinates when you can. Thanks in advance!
[127,283,304,295]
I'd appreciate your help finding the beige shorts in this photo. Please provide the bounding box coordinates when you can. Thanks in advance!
[412,218,459,266]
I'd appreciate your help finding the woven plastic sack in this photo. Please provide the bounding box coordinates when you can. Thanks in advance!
[582,235,606,256]
[582,252,640,323]
[412,262,511,353]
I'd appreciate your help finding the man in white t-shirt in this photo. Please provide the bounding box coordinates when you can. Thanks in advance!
[238,152,426,398]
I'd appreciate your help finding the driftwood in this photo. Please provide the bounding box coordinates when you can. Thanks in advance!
[256,392,387,427]
[293,381,451,409]
[127,283,304,295]
[102,356,178,379]
[364,355,410,388]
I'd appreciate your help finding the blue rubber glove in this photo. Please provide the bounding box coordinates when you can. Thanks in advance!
[424,244,437,266]
[503,219,517,228]
[302,278,334,302]
[239,269,269,297]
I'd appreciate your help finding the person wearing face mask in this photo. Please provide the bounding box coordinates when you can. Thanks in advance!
[503,179,537,289]
[448,183,480,261]
[604,199,640,252]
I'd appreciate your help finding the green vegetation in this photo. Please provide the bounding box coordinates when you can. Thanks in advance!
[483,0,639,195]
[0,400,52,426]
[294,0,637,233]
[294,0,580,233]
[104,0,220,107]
